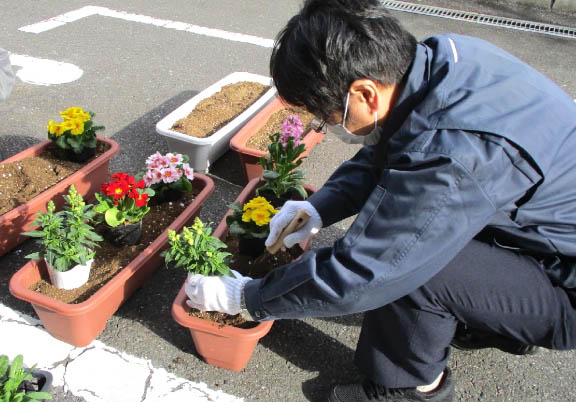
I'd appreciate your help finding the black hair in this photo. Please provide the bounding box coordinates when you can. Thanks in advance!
[270,0,417,120]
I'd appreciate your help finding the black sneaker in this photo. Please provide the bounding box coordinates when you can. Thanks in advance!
[327,368,454,402]
[450,324,539,355]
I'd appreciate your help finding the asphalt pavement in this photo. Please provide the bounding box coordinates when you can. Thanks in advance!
[1,0,576,401]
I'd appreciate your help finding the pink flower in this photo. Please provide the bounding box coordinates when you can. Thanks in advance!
[151,168,163,184]
[182,163,194,180]
[166,152,183,166]
[143,173,154,187]
[145,151,163,166]
[279,114,304,147]
[157,156,170,168]
[161,167,181,183]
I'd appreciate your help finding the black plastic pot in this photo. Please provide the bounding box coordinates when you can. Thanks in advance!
[54,146,96,163]
[149,188,184,206]
[255,189,291,209]
[17,368,53,401]
[104,221,142,246]
[238,237,266,258]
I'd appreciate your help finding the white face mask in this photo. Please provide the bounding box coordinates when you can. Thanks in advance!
[318,92,382,146]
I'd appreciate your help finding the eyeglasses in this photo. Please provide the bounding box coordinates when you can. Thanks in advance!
[309,93,353,137]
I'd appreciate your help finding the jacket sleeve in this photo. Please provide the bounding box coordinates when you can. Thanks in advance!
[244,132,539,321]
[307,145,383,227]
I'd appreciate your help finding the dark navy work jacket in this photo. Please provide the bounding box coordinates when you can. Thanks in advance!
[244,34,576,321]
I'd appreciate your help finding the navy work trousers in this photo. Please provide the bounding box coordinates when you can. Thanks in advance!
[354,239,576,387]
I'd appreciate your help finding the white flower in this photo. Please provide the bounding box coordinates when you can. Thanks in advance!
[166,152,184,166]
[145,151,163,166]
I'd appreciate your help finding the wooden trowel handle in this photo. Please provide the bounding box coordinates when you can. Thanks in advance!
[267,209,311,255]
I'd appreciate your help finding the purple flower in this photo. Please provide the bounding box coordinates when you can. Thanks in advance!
[279,115,304,147]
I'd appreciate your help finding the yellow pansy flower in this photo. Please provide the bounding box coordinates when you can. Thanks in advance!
[242,209,252,223]
[69,118,85,135]
[47,120,58,135]
[251,209,272,226]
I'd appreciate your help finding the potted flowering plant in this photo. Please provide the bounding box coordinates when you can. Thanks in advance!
[47,106,105,162]
[226,196,278,257]
[167,217,274,371]
[256,114,308,207]
[0,355,52,401]
[22,185,102,290]
[162,217,231,277]
[94,172,154,246]
[141,152,194,204]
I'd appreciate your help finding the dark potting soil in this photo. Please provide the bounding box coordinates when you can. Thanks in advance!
[171,81,269,139]
[29,189,200,304]
[187,234,304,328]
[0,141,110,216]
[245,106,316,152]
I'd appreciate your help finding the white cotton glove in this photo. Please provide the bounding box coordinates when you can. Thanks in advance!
[265,200,322,249]
[184,270,252,315]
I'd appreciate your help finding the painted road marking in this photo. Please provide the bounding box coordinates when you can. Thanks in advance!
[0,303,243,402]
[9,54,83,86]
[19,6,275,48]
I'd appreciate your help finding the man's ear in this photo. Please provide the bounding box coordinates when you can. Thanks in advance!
[349,79,379,113]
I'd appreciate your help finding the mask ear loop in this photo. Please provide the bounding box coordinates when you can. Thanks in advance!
[374,111,378,130]
[342,92,350,129]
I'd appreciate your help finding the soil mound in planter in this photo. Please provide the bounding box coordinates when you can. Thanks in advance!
[0,142,109,216]
[171,82,269,139]
[29,190,199,304]
[246,107,315,152]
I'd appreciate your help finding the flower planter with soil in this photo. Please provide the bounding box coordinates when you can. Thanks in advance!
[155,72,276,173]
[9,173,215,347]
[0,137,119,257]
[171,177,317,371]
[230,96,325,182]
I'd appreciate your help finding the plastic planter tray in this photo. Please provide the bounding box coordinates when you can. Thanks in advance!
[155,72,276,173]
[230,96,325,182]
[0,137,119,257]
[9,173,215,347]
[171,177,317,371]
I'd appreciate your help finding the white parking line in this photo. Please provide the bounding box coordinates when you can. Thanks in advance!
[0,303,243,402]
[9,54,83,86]
[19,5,275,48]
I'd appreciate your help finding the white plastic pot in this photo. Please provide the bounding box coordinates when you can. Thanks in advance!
[47,259,93,290]
[155,71,276,173]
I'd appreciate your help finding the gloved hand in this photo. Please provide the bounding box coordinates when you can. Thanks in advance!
[265,200,322,249]
[184,270,252,315]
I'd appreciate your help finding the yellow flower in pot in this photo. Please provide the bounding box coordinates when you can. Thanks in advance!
[226,196,278,257]
[47,106,105,162]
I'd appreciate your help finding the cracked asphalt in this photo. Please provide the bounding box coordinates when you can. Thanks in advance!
[1,0,575,401]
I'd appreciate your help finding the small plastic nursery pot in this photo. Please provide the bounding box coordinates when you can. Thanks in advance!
[155,72,277,173]
[229,96,325,182]
[47,259,93,290]
[0,137,119,257]
[9,173,215,347]
[171,177,316,371]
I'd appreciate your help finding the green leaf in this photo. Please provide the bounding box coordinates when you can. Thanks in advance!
[262,170,280,180]
[104,208,124,227]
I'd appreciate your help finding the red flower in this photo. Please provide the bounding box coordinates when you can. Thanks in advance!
[134,179,146,189]
[134,193,148,207]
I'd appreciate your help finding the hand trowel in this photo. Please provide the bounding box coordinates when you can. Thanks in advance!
[253,209,311,265]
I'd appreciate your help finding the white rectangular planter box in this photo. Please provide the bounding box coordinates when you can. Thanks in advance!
[155,72,276,172]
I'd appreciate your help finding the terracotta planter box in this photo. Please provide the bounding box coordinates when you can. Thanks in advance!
[0,137,119,257]
[171,177,316,371]
[230,96,325,182]
[155,72,276,173]
[9,173,215,347]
